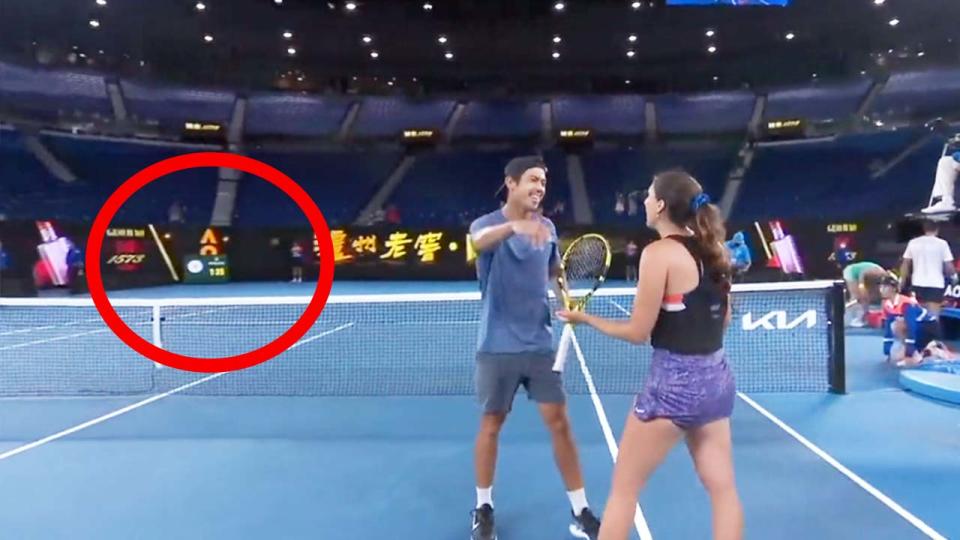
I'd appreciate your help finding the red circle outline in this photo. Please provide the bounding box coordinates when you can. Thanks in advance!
[85,152,335,373]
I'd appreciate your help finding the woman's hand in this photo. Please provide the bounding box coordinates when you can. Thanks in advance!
[556,309,589,324]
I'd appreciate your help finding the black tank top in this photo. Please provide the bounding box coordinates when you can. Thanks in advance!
[649,235,727,355]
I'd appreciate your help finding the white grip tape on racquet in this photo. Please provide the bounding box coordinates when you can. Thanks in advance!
[553,322,574,373]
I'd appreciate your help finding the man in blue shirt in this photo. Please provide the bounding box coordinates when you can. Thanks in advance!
[468,156,600,540]
[724,231,751,280]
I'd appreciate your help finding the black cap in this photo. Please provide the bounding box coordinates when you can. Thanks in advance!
[504,155,547,179]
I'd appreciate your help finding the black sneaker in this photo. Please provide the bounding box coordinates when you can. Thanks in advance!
[569,507,601,539]
[471,503,496,540]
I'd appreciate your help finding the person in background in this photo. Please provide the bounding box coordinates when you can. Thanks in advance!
[842,260,888,327]
[624,240,639,282]
[724,231,751,282]
[290,240,304,283]
[900,220,957,316]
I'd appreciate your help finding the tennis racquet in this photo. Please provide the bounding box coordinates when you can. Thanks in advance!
[552,233,612,373]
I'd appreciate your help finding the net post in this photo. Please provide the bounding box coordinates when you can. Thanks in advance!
[828,280,846,394]
[151,304,162,348]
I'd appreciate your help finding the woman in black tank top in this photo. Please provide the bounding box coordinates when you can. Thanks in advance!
[557,170,742,540]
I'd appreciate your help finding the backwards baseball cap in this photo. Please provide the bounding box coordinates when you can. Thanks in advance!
[504,155,547,179]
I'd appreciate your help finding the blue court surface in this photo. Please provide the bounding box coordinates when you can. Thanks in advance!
[0,281,958,539]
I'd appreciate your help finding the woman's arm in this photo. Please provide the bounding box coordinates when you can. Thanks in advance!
[557,241,669,344]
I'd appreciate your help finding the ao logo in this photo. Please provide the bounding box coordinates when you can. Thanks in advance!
[187,259,204,274]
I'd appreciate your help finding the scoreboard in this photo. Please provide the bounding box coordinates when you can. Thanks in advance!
[183,255,231,283]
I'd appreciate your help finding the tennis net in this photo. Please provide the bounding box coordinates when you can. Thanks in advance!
[0,280,845,397]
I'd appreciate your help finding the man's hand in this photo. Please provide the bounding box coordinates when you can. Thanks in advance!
[511,219,550,248]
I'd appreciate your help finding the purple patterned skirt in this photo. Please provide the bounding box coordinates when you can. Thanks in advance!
[633,348,736,429]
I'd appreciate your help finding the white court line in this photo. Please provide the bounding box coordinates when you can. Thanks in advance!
[570,332,653,540]
[609,300,631,317]
[0,329,111,351]
[0,322,355,462]
[736,393,947,540]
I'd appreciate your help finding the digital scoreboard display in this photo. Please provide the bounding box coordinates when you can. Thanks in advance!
[183,255,231,283]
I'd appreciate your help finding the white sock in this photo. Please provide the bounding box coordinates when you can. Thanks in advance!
[477,486,493,509]
[567,488,589,516]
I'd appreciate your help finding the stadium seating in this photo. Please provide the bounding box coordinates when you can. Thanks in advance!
[0,61,111,123]
[387,148,570,227]
[234,149,401,226]
[582,143,738,224]
[732,129,934,221]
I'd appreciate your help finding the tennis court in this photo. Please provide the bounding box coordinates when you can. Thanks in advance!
[0,280,957,539]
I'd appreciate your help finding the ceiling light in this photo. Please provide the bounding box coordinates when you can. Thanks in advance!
[554,2,565,11]
[96,0,106,5]
[888,18,899,26]
[626,49,636,58]
[362,35,373,44]
[625,79,631,85]
[345,1,357,11]
[203,34,214,43]
[812,73,818,78]
[195,2,206,11]
[553,35,562,44]
[89,19,100,28]
[713,76,719,81]
[875,120,885,127]
[283,31,293,39]
[438,35,448,44]
[287,47,297,56]
[705,29,715,37]
[874,0,885,5]
[552,51,560,59]
[79,53,87,58]
[274,0,283,5]
[628,34,637,42]
[444,51,454,60]
[423,2,433,10]
[370,50,379,58]
[918,51,926,57]
[785,32,795,40]
[631,1,641,9]
[388,80,394,86]
[707,45,717,54]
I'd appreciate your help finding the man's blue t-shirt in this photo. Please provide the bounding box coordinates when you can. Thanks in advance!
[470,209,560,355]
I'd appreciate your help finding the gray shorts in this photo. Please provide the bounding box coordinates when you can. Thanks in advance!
[475,352,565,414]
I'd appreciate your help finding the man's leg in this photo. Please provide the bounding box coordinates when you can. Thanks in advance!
[923,154,960,213]
[475,412,507,501]
[472,354,520,539]
[527,355,601,538]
